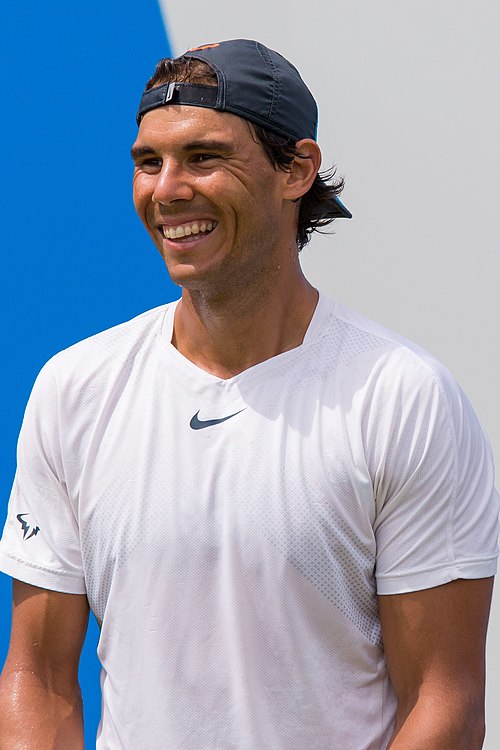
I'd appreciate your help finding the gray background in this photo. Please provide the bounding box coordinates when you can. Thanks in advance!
[160,1,500,745]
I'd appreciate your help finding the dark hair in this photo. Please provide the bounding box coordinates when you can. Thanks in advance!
[249,125,345,250]
[145,58,346,251]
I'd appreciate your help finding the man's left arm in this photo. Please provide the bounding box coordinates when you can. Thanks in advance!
[379,577,494,749]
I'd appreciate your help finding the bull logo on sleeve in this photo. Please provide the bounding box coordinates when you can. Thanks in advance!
[16,513,40,540]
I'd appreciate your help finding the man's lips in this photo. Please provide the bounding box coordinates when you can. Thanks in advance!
[158,220,218,240]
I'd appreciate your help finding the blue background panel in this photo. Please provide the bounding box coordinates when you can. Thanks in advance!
[0,1,177,745]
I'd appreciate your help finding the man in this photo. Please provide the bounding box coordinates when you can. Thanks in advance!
[0,39,498,749]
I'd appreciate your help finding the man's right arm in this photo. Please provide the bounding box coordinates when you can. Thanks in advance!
[0,579,89,749]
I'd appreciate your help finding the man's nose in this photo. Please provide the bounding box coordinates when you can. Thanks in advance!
[152,161,195,204]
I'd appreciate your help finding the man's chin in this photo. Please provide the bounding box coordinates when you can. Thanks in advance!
[162,263,221,296]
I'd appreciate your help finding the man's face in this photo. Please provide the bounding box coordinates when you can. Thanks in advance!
[131,105,295,297]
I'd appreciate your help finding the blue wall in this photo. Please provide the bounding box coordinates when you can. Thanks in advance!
[0,1,176,745]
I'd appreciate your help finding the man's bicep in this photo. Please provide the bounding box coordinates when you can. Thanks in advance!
[379,577,494,747]
[5,580,89,682]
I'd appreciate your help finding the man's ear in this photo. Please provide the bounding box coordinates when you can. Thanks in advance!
[282,139,322,200]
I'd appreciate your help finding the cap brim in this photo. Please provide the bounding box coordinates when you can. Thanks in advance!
[332,196,352,219]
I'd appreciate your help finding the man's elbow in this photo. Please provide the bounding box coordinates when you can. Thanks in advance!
[465,701,486,749]
[391,689,486,749]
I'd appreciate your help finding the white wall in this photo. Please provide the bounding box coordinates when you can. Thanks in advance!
[159,2,500,744]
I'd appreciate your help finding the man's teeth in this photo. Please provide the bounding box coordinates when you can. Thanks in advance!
[163,221,216,240]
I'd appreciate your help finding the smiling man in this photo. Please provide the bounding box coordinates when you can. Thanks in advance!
[0,39,498,750]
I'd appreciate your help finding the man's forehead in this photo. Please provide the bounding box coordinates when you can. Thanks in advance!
[135,105,254,144]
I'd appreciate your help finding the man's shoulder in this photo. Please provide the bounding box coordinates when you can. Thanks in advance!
[38,302,176,387]
[322,296,458,395]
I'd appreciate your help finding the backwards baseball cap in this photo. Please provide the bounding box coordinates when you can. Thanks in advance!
[137,39,351,218]
[137,39,317,140]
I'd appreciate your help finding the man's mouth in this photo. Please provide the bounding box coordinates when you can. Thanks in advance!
[160,221,218,241]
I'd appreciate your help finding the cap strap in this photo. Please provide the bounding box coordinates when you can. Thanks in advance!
[136,82,218,124]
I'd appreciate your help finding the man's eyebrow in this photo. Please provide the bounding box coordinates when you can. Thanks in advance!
[130,145,156,160]
[130,139,233,161]
[184,139,233,152]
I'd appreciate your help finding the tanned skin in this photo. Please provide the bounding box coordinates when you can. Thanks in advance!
[0,581,89,749]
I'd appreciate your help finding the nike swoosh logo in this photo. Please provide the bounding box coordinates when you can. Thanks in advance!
[190,408,246,430]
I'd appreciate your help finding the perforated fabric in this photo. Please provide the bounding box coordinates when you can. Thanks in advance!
[0,294,498,749]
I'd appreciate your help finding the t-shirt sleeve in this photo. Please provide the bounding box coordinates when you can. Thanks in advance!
[369,351,499,595]
[0,360,86,594]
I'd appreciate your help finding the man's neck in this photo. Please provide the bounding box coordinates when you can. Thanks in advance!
[171,273,319,380]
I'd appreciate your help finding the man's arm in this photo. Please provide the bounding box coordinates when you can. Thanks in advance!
[379,577,493,749]
[0,579,89,749]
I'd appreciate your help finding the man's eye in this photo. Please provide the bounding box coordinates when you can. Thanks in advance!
[138,158,162,171]
[193,154,218,163]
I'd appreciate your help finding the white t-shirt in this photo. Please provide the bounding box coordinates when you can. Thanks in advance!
[1,294,498,749]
